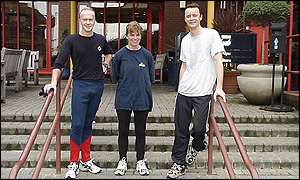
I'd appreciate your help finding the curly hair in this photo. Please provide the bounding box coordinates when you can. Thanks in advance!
[126,21,143,36]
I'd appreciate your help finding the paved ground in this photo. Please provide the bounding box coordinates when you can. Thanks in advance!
[1,167,299,179]
[1,78,299,119]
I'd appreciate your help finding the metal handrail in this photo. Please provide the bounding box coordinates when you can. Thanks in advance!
[8,91,54,178]
[286,33,299,91]
[264,33,299,92]
[207,96,259,179]
[9,74,73,179]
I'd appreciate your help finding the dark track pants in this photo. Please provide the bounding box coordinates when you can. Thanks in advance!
[171,93,211,165]
[116,109,148,161]
[69,79,104,163]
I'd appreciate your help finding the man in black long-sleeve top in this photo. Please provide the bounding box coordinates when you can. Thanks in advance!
[43,7,112,179]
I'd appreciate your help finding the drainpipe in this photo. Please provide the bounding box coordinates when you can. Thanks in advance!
[70,1,77,72]
[207,1,215,28]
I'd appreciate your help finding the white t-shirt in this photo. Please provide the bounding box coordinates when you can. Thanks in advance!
[178,28,225,97]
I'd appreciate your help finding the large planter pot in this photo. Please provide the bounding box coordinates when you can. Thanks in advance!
[237,64,286,105]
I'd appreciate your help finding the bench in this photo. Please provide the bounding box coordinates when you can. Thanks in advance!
[1,48,26,102]
[154,53,167,83]
[26,50,39,85]
[22,50,31,87]
[1,49,5,102]
[1,48,40,102]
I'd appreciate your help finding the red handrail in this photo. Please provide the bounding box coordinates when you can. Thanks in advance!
[207,96,259,179]
[287,33,299,91]
[8,91,54,179]
[263,0,298,93]
[9,74,73,179]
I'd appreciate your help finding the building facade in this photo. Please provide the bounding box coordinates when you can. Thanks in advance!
[1,1,297,80]
[2,1,249,74]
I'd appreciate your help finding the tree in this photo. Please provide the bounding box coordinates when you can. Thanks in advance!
[242,1,290,26]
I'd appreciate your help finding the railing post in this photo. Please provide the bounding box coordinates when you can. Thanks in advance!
[207,99,215,175]
[217,96,259,179]
[10,74,72,178]
[9,93,54,179]
[55,81,62,174]
[287,0,293,91]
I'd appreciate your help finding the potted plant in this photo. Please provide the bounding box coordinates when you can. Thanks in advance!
[213,8,247,34]
[222,66,241,94]
[213,9,253,94]
[236,1,290,105]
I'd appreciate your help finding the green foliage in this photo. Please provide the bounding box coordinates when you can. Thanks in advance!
[224,66,233,72]
[242,1,290,26]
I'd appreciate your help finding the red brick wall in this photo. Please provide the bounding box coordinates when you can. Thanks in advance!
[58,1,71,45]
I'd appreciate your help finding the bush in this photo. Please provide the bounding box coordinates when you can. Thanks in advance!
[242,1,290,26]
[213,9,247,33]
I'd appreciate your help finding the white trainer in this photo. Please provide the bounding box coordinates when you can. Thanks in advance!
[136,159,150,176]
[186,146,199,165]
[166,162,186,179]
[79,159,102,174]
[65,162,79,179]
[114,157,128,176]
[186,140,207,165]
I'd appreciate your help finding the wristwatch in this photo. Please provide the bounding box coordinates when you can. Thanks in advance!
[102,63,109,69]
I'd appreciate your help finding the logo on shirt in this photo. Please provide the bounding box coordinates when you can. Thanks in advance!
[139,62,146,68]
[97,46,102,52]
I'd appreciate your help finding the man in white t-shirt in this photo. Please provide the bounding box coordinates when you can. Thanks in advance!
[167,3,226,179]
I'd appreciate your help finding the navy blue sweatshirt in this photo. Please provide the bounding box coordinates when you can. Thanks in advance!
[112,47,154,111]
[54,33,113,80]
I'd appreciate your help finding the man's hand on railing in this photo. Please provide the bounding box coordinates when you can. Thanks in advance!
[102,62,109,74]
[213,88,226,103]
[39,83,56,97]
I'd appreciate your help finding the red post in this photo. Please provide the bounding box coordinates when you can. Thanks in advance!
[249,25,269,64]
[46,2,52,70]
[146,4,152,52]
[17,2,20,49]
[207,100,215,175]
[1,2,5,48]
[158,3,164,54]
[118,2,120,50]
[31,1,34,50]
[287,0,294,91]
[103,2,106,37]
[132,1,135,21]
[55,81,62,174]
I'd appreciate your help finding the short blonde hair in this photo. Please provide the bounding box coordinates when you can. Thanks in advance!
[79,7,95,16]
[126,21,143,36]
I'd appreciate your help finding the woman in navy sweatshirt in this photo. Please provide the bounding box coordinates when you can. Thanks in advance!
[111,21,154,176]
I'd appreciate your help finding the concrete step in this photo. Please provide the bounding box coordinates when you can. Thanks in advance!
[1,135,299,153]
[1,114,299,124]
[1,122,299,137]
[1,150,299,170]
[284,90,299,110]
[1,167,299,179]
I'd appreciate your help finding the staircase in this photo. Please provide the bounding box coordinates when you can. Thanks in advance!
[1,84,299,178]
[1,114,299,179]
